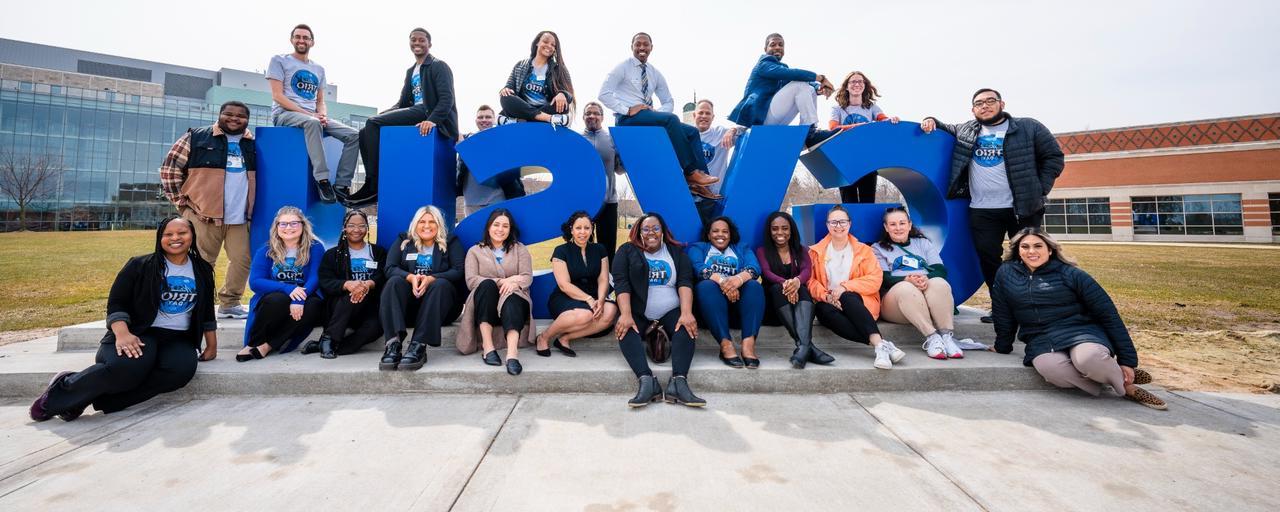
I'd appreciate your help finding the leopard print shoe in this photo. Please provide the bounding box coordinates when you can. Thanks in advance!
[1124,385,1168,411]
[1133,368,1152,385]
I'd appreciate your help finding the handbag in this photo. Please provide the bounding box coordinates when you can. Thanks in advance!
[643,319,671,364]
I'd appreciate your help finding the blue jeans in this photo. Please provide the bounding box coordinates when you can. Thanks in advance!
[616,110,708,174]
[694,279,764,341]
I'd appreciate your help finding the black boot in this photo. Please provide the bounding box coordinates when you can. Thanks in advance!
[664,376,706,407]
[319,334,337,359]
[299,339,321,355]
[399,341,428,371]
[777,305,810,369]
[379,340,402,371]
[797,301,834,365]
[627,375,663,408]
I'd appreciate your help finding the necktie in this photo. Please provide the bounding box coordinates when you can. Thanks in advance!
[640,63,652,107]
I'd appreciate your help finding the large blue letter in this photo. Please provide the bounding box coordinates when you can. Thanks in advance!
[610,126,703,244]
[717,126,808,248]
[373,127,457,245]
[251,127,345,251]
[796,122,982,304]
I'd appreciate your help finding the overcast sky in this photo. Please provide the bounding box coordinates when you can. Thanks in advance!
[3,0,1277,134]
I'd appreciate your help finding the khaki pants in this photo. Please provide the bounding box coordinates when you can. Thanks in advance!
[880,278,955,336]
[181,208,250,308]
[1032,342,1126,397]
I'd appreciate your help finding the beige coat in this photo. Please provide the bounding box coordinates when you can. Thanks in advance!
[456,242,535,354]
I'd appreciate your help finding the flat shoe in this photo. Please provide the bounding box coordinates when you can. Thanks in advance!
[506,359,523,376]
[743,357,760,369]
[1125,386,1168,411]
[553,340,577,357]
[719,353,745,368]
[1133,368,1152,385]
[482,351,502,366]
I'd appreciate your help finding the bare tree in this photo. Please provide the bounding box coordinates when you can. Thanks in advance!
[0,151,63,231]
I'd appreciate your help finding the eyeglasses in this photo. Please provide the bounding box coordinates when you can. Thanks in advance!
[277,221,302,228]
[345,224,369,230]
[640,227,662,234]
[972,98,1001,107]
[826,220,850,227]
[848,80,865,85]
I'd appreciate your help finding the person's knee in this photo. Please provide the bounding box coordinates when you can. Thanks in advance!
[1070,342,1114,370]
[1032,357,1077,389]
[158,357,198,392]
[298,117,322,130]
[426,278,456,297]
[476,279,499,293]
[260,292,291,307]
[695,279,721,295]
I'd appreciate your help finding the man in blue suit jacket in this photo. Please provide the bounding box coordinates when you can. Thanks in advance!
[728,34,835,145]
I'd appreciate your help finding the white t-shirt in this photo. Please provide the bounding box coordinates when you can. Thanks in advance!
[968,120,1014,209]
[644,244,680,320]
[222,134,248,225]
[824,243,854,293]
[698,125,734,196]
[349,243,375,281]
[153,258,197,331]
[830,104,884,126]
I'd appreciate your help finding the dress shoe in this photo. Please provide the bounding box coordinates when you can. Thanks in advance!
[315,179,337,203]
[399,342,427,371]
[685,172,719,186]
[719,352,745,368]
[980,315,994,324]
[743,356,760,369]
[664,376,706,407]
[379,340,402,371]
[319,334,337,359]
[506,358,523,376]
[689,183,723,200]
[299,339,321,355]
[482,351,502,366]
[627,375,663,408]
[553,340,577,357]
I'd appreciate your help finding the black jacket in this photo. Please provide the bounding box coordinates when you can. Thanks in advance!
[611,242,694,326]
[990,258,1138,368]
[503,58,574,106]
[318,242,388,297]
[397,55,459,141]
[928,113,1065,219]
[104,253,216,346]
[455,132,526,199]
[384,233,466,289]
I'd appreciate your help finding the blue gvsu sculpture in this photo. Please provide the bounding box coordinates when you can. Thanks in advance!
[251,121,980,318]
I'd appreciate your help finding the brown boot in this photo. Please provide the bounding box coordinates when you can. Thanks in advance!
[685,172,719,186]
[1124,386,1167,411]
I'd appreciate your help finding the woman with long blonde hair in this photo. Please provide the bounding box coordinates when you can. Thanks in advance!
[378,205,467,371]
[237,206,326,361]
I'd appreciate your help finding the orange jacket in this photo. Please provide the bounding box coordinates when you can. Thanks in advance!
[807,234,883,319]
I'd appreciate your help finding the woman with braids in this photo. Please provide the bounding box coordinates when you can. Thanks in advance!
[237,206,326,361]
[497,30,575,127]
[31,215,217,422]
[828,70,899,203]
[303,210,387,359]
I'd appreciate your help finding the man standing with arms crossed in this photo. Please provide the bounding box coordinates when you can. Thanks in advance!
[159,101,255,319]
[267,23,360,204]
[921,88,1064,322]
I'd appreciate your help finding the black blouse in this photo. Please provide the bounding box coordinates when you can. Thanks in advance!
[551,242,607,297]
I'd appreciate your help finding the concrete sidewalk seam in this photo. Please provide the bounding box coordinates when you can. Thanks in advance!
[442,395,521,512]
[845,393,991,512]
[0,398,190,486]
[1167,390,1264,423]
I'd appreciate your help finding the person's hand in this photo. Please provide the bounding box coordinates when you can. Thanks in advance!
[552,93,568,113]
[343,281,362,294]
[721,129,737,149]
[887,116,900,124]
[116,332,145,359]
[1121,365,1135,386]
[290,304,304,321]
[498,278,519,296]
[716,275,733,294]
[627,104,650,116]
[499,87,515,97]
[827,290,844,310]
[920,118,937,134]
[785,289,798,304]
[417,120,435,136]
[725,287,740,303]
[317,113,329,127]
[411,275,430,298]
[289,287,307,301]
[199,343,217,362]
[676,311,698,339]
[782,277,800,296]
[614,315,638,340]
[589,297,603,319]
[350,286,366,303]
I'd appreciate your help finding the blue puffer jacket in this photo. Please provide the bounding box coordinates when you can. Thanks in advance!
[728,54,818,127]
[990,258,1138,368]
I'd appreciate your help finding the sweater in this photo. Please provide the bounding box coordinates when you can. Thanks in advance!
[243,239,326,351]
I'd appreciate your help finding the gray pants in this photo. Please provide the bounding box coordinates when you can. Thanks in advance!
[273,111,360,187]
[1032,342,1127,397]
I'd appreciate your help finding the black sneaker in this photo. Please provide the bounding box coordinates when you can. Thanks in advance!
[980,315,994,324]
[316,179,337,203]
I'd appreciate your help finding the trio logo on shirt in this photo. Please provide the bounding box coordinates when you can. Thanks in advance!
[411,73,423,104]
[524,71,547,104]
[891,254,927,274]
[705,254,738,276]
[647,258,671,286]
[974,134,1005,167]
[291,70,320,100]
[273,257,305,285]
[413,253,434,275]
[226,143,245,173]
[842,113,870,125]
[160,275,197,315]
[700,141,717,162]
[351,257,373,281]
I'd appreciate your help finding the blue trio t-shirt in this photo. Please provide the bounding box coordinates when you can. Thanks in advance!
[523,63,548,107]
[411,65,424,105]
[830,104,884,126]
[153,258,197,331]
[644,244,679,320]
[408,245,435,275]
[267,54,325,116]
[703,246,739,276]
[349,244,376,281]
[223,134,248,225]
[272,248,305,285]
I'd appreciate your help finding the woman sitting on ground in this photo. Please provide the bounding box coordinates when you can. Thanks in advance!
[755,211,834,369]
[871,207,964,360]
[305,210,386,359]
[808,205,907,369]
[238,206,325,361]
[612,212,704,407]
[31,215,217,422]
[497,30,575,127]
[687,216,765,369]
[537,210,618,357]
[991,228,1166,410]
[459,209,535,376]
[379,205,466,371]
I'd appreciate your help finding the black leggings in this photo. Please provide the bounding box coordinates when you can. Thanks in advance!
[814,291,880,344]
[618,308,696,378]
[499,95,564,122]
[44,327,198,414]
[380,277,461,346]
[838,173,878,203]
[248,292,323,350]
[323,292,382,354]
[472,279,529,333]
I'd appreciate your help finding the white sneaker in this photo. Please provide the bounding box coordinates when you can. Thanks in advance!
[549,113,570,127]
[922,333,947,360]
[883,340,906,363]
[497,114,516,126]
[874,343,893,369]
[940,332,964,359]
[218,304,249,319]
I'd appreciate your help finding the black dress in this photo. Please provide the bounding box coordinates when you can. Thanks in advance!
[548,242,610,317]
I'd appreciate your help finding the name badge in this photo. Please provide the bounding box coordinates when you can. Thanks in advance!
[902,257,920,269]
[366,261,378,269]
[405,253,417,261]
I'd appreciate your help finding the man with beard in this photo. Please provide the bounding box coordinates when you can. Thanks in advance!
[581,101,625,259]
[159,101,256,320]
[267,23,360,204]
[921,88,1064,322]
[728,33,836,147]
[351,27,459,206]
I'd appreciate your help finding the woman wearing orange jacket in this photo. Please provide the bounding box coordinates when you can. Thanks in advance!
[807,206,907,369]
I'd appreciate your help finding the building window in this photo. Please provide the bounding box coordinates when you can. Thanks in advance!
[1132,194,1243,235]
[1270,193,1280,236]
[1045,197,1111,234]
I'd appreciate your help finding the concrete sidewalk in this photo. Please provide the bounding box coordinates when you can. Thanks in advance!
[2,390,1277,511]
